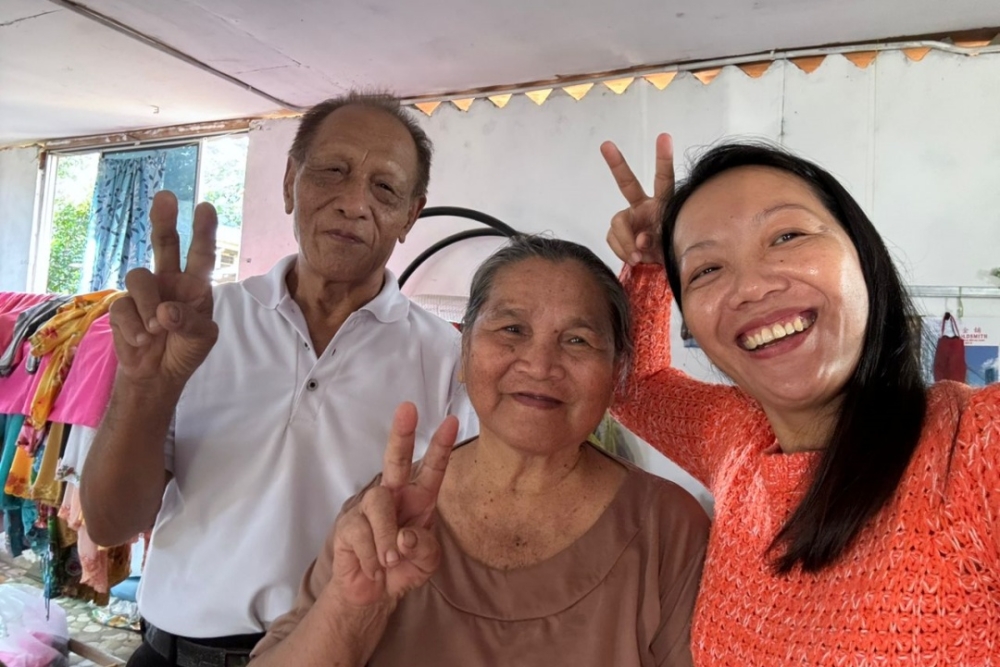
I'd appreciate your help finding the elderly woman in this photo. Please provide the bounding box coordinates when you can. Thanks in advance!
[601,136,1000,665]
[249,236,710,666]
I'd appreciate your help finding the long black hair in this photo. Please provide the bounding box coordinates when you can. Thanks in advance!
[660,143,927,573]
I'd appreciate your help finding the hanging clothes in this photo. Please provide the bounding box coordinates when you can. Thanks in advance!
[56,424,96,485]
[48,313,117,429]
[0,296,72,376]
[57,482,132,599]
[0,350,50,417]
[0,414,25,505]
[30,422,67,508]
[27,289,123,430]
[0,293,53,355]
[3,423,37,499]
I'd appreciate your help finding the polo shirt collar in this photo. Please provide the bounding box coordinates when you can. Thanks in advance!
[242,254,409,323]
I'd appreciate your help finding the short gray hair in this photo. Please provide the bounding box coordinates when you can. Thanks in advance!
[462,235,633,384]
[288,91,433,197]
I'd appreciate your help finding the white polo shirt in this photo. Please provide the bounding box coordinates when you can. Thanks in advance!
[138,255,477,637]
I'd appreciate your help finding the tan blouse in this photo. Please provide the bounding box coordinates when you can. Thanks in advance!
[254,460,709,666]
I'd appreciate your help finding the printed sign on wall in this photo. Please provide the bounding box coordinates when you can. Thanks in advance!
[920,316,1000,386]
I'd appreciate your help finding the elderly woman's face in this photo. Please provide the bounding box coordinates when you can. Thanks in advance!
[672,166,868,419]
[463,257,617,454]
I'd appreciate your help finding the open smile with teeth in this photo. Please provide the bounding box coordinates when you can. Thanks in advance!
[740,314,815,351]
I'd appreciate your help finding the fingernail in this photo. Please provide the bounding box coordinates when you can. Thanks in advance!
[167,305,180,323]
[135,333,149,345]
[630,252,642,265]
[147,317,161,333]
[386,549,399,566]
[401,529,417,548]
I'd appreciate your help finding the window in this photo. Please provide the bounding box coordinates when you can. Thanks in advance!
[39,133,249,295]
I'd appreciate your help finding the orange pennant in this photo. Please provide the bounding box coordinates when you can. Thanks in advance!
[643,72,677,90]
[692,68,722,85]
[563,83,595,100]
[738,62,772,78]
[414,101,441,116]
[903,47,932,62]
[790,56,826,74]
[603,77,635,94]
[488,94,512,108]
[525,89,553,105]
[844,51,878,69]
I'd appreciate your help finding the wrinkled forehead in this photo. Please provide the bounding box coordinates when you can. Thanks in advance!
[480,258,614,328]
[308,106,418,167]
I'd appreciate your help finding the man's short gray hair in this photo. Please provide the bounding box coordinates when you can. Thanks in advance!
[288,92,433,198]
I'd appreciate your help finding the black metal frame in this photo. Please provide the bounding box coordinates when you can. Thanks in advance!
[398,206,520,287]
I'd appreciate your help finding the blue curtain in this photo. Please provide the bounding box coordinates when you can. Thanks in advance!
[81,150,168,291]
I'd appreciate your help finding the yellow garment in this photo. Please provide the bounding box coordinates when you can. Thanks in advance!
[27,290,123,430]
[30,421,65,507]
[4,444,32,498]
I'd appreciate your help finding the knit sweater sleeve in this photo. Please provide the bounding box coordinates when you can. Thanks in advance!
[612,264,753,489]
[961,382,1000,552]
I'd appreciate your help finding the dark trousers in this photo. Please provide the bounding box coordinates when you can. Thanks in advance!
[126,622,262,667]
[126,641,174,667]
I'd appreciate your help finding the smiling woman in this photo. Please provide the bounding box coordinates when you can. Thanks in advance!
[249,236,709,667]
[603,137,1000,665]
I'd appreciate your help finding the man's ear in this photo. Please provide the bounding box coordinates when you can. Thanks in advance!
[398,195,427,243]
[283,157,297,215]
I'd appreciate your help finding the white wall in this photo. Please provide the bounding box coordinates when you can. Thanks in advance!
[0,146,40,292]
[237,50,1000,509]
[239,118,299,276]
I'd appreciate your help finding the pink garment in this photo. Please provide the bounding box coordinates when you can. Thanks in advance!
[49,314,117,428]
[0,293,52,352]
[59,483,110,594]
[58,482,83,527]
[0,346,50,415]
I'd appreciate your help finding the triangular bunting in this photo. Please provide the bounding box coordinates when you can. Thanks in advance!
[603,77,635,95]
[414,101,441,116]
[451,98,475,112]
[738,62,772,78]
[903,47,932,62]
[844,51,878,69]
[563,83,595,101]
[488,94,512,109]
[953,38,992,48]
[791,56,826,73]
[643,72,676,90]
[692,68,721,85]
[525,89,553,105]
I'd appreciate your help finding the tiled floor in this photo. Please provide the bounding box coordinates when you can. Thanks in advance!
[0,549,139,666]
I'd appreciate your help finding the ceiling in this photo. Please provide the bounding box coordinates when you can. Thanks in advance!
[2,0,999,146]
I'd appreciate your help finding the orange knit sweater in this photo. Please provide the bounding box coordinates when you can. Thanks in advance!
[614,265,1000,666]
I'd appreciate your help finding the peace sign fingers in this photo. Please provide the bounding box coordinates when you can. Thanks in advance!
[150,191,183,275]
[600,141,649,208]
[652,133,675,200]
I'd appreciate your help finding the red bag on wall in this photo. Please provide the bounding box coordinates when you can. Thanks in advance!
[933,312,966,383]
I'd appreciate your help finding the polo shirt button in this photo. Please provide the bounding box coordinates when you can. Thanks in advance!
[306,379,318,391]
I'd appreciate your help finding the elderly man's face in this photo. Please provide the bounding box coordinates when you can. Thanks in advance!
[283,105,424,286]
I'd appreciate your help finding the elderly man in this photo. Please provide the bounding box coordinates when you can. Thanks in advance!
[80,93,476,667]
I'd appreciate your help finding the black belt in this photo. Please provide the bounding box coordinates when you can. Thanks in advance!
[143,621,264,667]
